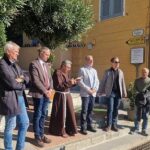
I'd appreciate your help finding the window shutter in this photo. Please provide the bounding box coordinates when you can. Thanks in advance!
[101,0,110,19]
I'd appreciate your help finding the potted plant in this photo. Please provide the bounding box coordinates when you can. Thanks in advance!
[127,82,136,121]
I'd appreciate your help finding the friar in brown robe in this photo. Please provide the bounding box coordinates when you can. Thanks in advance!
[49,60,78,137]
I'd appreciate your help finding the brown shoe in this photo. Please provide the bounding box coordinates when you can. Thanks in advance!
[104,126,111,132]
[35,138,44,147]
[111,126,119,132]
[42,136,51,143]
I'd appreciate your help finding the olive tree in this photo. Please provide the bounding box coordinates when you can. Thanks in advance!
[0,0,25,54]
[12,0,94,49]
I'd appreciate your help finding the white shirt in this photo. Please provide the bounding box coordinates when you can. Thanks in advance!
[78,65,99,97]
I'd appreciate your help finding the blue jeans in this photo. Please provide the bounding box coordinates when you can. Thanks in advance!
[80,96,95,130]
[107,92,120,127]
[134,106,149,131]
[33,97,49,139]
[4,96,29,150]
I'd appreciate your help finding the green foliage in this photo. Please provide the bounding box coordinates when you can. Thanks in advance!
[0,0,25,55]
[0,0,26,26]
[47,52,56,63]
[127,82,136,110]
[12,0,94,49]
[0,22,6,56]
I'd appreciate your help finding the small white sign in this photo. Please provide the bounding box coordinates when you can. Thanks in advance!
[87,42,93,50]
[131,48,144,64]
[132,29,144,36]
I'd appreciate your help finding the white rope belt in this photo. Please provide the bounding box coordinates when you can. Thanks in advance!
[55,91,70,128]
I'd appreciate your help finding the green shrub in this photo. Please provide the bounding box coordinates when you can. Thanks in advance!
[0,22,6,56]
[127,82,136,110]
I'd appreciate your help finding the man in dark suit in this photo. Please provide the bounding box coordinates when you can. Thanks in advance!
[29,47,53,147]
[0,41,29,150]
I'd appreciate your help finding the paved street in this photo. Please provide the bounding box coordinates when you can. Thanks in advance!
[0,96,150,150]
[0,109,136,150]
[82,129,150,150]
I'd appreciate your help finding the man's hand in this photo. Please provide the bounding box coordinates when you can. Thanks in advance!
[91,88,96,93]
[45,89,52,98]
[20,75,25,80]
[16,75,25,83]
[16,77,24,83]
[45,89,55,99]
[70,78,76,85]
[88,89,93,95]
[75,76,83,82]
[88,88,97,95]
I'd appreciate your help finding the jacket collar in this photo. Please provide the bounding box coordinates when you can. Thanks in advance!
[110,67,119,71]
[3,54,12,65]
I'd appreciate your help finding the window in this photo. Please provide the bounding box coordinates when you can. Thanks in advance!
[100,0,124,20]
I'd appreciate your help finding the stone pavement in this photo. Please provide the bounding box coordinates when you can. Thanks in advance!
[0,92,149,150]
[0,109,136,150]
[84,127,150,150]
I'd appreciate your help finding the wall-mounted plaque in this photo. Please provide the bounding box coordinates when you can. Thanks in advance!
[131,47,144,64]
[132,29,144,37]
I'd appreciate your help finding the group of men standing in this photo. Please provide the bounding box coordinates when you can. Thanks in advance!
[0,42,53,149]
[0,41,150,150]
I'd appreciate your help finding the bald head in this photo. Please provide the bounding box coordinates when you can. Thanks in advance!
[85,55,93,67]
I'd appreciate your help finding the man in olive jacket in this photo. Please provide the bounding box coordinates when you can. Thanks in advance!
[130,68,150,136]
[0,41,29,150]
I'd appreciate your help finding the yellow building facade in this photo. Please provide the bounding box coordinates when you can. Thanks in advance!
[71,0,150,85]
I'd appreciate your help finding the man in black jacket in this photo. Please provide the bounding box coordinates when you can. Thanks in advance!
[0,41,29,150]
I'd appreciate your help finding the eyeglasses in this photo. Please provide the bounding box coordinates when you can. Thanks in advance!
[113,61,120,64]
